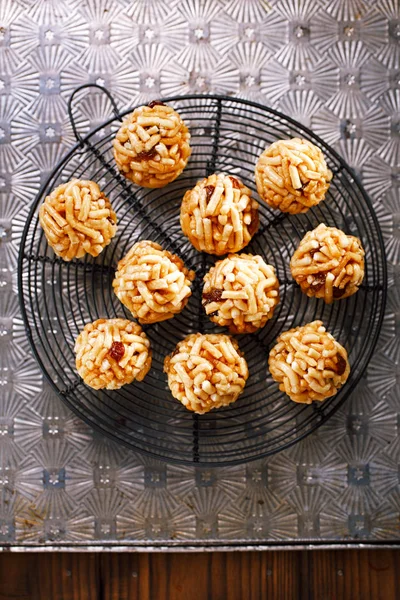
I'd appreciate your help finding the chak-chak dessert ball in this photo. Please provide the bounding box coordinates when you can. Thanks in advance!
[75,319,152,390]
[255,138,332,214]
[113,101,191,188]
[202,253,279,333]
[290,224,365,303]
[113,240,195,324]
[164,333,249,414]
[268,320,350,404]
[39,179,117,261]
[180,173,259,255]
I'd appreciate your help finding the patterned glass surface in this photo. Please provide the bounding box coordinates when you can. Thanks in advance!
[0,0,399,548]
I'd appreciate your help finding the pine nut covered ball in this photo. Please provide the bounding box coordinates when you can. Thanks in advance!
[255,138,332,214]
[75,318,152,390]
[113,101,191,188]
[268,320,350,404]
[113,240,195,324]
[202,253,280,334]
[180,173,259,255]
[39,179,117,261]
[164,333,249,414]
[290,224,365,303]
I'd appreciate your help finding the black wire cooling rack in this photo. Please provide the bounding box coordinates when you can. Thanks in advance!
[18,85,387,466]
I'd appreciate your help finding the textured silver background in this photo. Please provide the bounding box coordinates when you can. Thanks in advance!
[0,0,399,548]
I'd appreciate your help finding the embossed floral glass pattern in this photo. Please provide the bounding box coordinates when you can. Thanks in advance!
[0,0,399,548]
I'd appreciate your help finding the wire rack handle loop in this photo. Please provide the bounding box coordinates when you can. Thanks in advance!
[67,83,123,145]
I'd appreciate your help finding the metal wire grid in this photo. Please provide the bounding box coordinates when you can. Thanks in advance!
[18,89,387,466]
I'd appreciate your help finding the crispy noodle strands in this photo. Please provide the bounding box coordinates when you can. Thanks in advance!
[113,101,191,188]
[290,223,365,303]
[202,253,280,333]
[268,320,350,404]
[255,138,332,214]
[180,173,259,255]
[113,240,195,324]
[39,179,117,261]
[75,318,152,390]
[164,333,249,414]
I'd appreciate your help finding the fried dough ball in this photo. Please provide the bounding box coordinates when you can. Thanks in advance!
[113,240,195,324]
[113,101,191,188]
[39,179,117,260]
[180,173,259,255]
[202,253,279,333]
[75,318,152,390]
[255,138,332,214]
[290,224,365,303]
[268,320,350,403]
[164,333,249,414]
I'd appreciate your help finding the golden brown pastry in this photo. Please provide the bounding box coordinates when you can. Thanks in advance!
[113,101,191,188]
[290,224,365,303]
[164,333,249,414]
[39,179,117,261]
[255,138,332,214]
[75,318,152,390]
[268,320,350,403]
[113,240,195,324]
[202,253,279,333]
[180,173,259,255]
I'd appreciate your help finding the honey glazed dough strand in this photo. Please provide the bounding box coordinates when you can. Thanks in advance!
[255,138,332,214]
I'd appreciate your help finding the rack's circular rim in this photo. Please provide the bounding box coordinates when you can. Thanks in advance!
[18,93,388,466]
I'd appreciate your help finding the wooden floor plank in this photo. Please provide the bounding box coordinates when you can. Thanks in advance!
[165,552,210,600]
[101,553,140,600]
[208,552,226,599]
[362,550,396,600]
[225,551,244,600]
[0,553,100,600]
[1,549,400,600]
[0,553,33,600]
[266,551,302,600]
[148,553,169,600]
[308,550,400,600]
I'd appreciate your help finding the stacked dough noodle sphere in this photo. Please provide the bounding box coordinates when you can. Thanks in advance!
[290,223,365,303]
[268,320,350,404]
[255,138,332,214]
[180,173,259,255]
[75,319,152,390]
[164,333,249,414]
[39,179,117,260]
[113,101,191,188]
[202,253,280,334]
[113,240,195,324]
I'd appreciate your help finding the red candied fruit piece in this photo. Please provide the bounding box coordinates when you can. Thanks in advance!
[205,185,215,201]
[136,147,158,161]
[229,176,240,189]
[335,353,347,376]
[148,100,165,108]
[203,288,223,305]
[311,272,326,291]
[109,341,125,362]
[333,286,347,298]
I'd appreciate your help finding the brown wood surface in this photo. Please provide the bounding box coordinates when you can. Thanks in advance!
[0,550,399,600]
